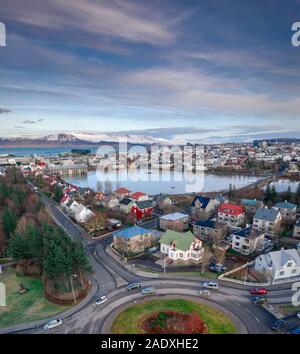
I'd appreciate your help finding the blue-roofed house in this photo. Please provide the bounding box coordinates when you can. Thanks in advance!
[241,199,264,212]
[193,219,228,242]
[190,195,219,220]
[273,200,297,223]
[113,226,157,257]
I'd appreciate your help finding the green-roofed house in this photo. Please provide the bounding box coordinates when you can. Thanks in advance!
[160,229,204,263]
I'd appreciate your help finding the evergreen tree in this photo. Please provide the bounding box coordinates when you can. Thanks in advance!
[286,185,292,202]
[271,185,279,204]
[53,185,63,202]
[264,184,271,203]
[2,208,18,236]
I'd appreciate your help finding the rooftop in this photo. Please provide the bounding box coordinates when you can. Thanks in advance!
[254,208,280,222]
[160,230,195,252]
[191,195,211,208]
[160,212,189,221]
[219,203,244,216]
[274,201,297,209]
[113,226,150,239]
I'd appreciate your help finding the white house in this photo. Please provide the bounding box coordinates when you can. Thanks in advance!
[253,208,282,235]
[160,230,204,263]
[74,204,95,224]
[254,248,300,281]
[66,200,80,215]
[231,226,265,255]
[293,218,300,238]
[273,201,297,223]
[217,203,245,227]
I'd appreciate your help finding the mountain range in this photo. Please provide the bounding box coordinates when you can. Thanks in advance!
[0,133,173,147]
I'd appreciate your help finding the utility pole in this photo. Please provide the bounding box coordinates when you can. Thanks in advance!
[70,274,77,304]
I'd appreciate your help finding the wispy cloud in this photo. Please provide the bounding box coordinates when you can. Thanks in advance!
[0,108,11,114]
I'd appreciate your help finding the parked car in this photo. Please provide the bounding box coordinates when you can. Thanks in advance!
[290,327,300,334]
[94,296,108,306]
[126,282,142,291]
[203,281,219,290]
[250,288,268,295]
[297,312,300,320]
[209,263,226,273]
[141,287,156,295]
[44,319,63,331]
[250,295,268,304]
[270,319,288,332]
[199,289,211,296]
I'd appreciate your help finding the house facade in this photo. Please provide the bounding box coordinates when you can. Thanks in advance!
[253,208,282,235]
[217,203,245,227]
[130,191,149,201]
[160,230,204,263]
[254,249,300,281]
[231,227,265,255]
[293,218,300,238]
[113,226,156,256]
[159,212,190,232]
[114,187,132,200]
[193,219,226,242]
[191,195,219,220]
[131,200,153,219]
[273,201,297,223]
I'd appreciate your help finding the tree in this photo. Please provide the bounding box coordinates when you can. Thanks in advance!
[296,183,300,205]
[53,185,63,202]
[2,208,17,236]
[270,185,279,204]
[104,180,112,196]
[201,246,212,275]
[264,183,271,203]
[286,185,292,202]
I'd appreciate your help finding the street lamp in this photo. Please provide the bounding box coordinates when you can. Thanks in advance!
[70,274,77,304]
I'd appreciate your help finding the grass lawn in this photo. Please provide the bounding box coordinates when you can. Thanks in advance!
[135,266,218,279]
[0,267,71,328]
[111,299,236,334]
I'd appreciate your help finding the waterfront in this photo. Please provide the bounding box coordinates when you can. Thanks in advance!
[65,170,259,195]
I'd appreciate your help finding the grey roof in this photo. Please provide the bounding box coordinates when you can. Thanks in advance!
[254,208,280,222]
[160,212,189,221]
[269,249,300,269]
[295,218,300,227]
[119,197,133,205]
[274,201,297,209]
[135,200,153,210]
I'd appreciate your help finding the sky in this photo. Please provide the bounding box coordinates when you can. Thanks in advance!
[0,0,300,143]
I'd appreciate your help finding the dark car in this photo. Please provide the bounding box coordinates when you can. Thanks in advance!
[250,295,268,304]
[290,327,300,334]
[126,282,141,291]
[250,288,268,296]
[270,319,288,332]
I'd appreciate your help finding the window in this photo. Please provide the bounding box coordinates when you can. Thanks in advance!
[279,271,285,276]
[179,253,183,258]
[287,262,293,268]
[292,269,297,274]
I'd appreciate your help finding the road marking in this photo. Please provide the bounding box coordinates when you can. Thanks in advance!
[245,308,251,314]
[254,316,260,322]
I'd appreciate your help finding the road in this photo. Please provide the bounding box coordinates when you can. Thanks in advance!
[3,189,299,334]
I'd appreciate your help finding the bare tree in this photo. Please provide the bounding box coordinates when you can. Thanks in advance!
[104,180,112,196]
[214,248,226,265]
[201,246,212,275]
[96,181,103,193]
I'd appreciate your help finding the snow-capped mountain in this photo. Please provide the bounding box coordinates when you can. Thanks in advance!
[0,133,179,147]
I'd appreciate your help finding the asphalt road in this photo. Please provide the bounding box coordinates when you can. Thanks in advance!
[7,191,300,335]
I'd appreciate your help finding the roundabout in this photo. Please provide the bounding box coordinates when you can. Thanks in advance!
[110,298,236,334]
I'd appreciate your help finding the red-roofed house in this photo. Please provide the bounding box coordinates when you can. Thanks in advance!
[217,203,245,227]
[60,194,70,207]
[130,191,149,202]
[114,187,132,200]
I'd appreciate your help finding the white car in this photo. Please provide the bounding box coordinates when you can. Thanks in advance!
[43,319,63,331]
[297,312,300,320]
[94,296,108,306]
[199,289,211,296]
[203,281,219,290]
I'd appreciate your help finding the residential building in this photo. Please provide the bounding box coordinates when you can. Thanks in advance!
[160,230,204,263]
[231,227,265,255]
[114,187,132,200]
[193,219,227,242]
[131,200,153,219]
[273,201,297,223]
[241,199,264,212]
[74,204,95,224]
[130,191,149,201]
[253,208,282,235]
[293,218,300,238]
[113,226,156,256]
[217,203,245,227]
[254,248,300,281]
[159,212,190,232]
[191,195,219,220]
[119,197,134,213]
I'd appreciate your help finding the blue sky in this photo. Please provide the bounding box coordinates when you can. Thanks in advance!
[0,0,300,143]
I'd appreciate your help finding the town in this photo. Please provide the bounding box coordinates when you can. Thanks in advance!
[0,139,300,334]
